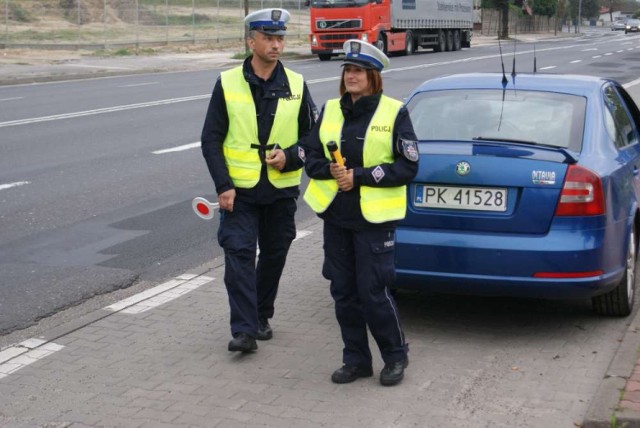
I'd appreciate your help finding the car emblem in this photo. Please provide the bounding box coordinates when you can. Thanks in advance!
[455,161,471,176]
[318,21,327,29]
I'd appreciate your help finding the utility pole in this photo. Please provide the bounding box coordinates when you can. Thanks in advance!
[577,0,582,33]
[244,0,249,56]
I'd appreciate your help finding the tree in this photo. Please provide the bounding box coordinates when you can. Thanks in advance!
[482,0,511,39]
[532,0,557,17]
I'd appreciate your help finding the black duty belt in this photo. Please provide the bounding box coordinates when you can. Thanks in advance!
[251,143,278,165]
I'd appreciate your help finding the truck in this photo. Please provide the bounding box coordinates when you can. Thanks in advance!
[308,0,474,61]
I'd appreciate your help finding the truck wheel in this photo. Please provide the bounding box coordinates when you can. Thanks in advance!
[435,30,445,52]
[318,54,332,61]
[403,31,414,56]
[445,30,453,51]
[453,30,461,51]
[592,225,637,316]
[376,33,387,54]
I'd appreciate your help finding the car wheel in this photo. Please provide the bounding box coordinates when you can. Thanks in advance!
[318,54,332,61]
[592,225,637,316]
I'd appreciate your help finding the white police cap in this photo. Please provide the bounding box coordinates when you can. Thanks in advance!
[244,8,290,36]
[342,40,389,71]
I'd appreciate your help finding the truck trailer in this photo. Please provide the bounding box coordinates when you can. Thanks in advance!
[308,0,474,61]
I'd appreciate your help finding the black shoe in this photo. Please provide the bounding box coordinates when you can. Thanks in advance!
[331,365,373,384]
[380,357,409,386]
[228,332,257,352]
[256,318,273,341]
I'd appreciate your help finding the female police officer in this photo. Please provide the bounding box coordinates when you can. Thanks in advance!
[303,40,418,386]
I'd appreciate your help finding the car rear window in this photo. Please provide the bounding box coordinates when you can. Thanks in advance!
[407,89,587,151]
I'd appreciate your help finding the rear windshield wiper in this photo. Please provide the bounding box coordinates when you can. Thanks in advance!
[471,137,578,164]
[472,136,539,145]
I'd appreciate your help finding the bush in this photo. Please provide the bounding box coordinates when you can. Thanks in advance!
[9,2,35,22]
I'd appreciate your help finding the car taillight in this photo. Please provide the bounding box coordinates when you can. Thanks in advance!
[554,165,605,216]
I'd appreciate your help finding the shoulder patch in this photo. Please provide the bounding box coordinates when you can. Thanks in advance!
[372,165,385,183]
[298,146,306,162]
[400,139,419,162]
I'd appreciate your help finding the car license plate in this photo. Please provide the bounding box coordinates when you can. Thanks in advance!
[415,184,507,212]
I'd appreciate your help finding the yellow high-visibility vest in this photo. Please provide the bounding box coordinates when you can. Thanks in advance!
[303,95,407,223]
[220,66,303,189]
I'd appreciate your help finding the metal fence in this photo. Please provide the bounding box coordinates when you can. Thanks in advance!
[2,0,310,49]
[2,0,557,50]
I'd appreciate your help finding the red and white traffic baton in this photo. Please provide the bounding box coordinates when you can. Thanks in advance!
[192,197,218,220]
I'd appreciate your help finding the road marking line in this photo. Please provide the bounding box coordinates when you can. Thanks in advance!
[0,181,30,191]
[0,97,23,102]
[592,55,602,58]
[104,274,214,314]
[118,82,159,88]
[624,78,640,88]
[3,40,629,129]
[153,141,201,154]
[570,60,582,63]
[604,52,613,56]
[295,230,312,241]
[64,63,133,70]
[0,94,208,129]
[0,340,64,380]
[256,230,312,256]
[539,66,556,70]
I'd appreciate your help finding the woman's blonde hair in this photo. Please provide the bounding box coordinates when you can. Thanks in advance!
[339,67,383,96]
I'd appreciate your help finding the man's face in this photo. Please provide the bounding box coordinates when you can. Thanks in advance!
[248,31,285,64]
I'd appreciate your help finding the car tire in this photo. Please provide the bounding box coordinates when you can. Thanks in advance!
[318,54,332,61]
[592,225,637,316]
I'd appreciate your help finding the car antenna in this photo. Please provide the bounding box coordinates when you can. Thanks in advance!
[498,38,509,131]
[511,30,517,79]
[498,38,508,87]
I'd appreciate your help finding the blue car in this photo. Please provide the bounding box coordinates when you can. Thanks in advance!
[395,73,640,316]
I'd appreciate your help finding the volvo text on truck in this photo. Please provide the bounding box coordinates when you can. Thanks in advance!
[308,0,473,61]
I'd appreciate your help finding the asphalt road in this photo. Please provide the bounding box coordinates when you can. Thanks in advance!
[1,28,639,336]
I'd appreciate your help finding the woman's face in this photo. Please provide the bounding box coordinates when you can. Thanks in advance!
[343,64,371,99]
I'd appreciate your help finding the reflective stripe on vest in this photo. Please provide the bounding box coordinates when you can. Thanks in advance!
[304,96,407,223]
[220,67,303,189]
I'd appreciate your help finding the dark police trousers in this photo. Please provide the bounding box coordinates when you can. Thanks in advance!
[217,197,297,336]
[322,222,407,368]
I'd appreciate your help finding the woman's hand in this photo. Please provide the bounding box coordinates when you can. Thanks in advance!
[330,162,354,191]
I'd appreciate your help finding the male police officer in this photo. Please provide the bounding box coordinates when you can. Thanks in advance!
[201,8,317,352]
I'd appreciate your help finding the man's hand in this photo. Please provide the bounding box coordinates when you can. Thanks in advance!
[265,149,286,171]
[218,189,236,212]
